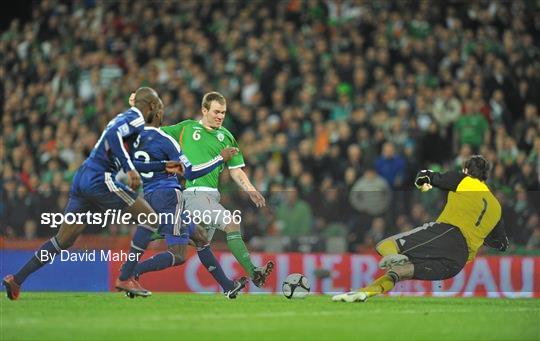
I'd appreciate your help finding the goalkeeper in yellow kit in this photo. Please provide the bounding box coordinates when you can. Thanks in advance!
[333,155,509,302]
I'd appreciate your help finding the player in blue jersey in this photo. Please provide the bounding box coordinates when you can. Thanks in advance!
[117,119,247,298]
[3,87,176,300]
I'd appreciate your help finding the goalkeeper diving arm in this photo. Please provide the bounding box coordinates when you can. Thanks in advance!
[414,170,466,192]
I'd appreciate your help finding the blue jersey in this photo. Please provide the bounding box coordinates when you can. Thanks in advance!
[65,107,145,214]
[133,127,224,194]
[85,107,145,173]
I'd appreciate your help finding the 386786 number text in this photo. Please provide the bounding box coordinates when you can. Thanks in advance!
[182,210,242,225]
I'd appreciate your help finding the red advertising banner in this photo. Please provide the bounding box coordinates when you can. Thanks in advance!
[108,251,540,297]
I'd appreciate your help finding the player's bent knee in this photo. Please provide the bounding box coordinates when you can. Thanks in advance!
[192,238,206,248]
[191,226,208,247]
[173,254,185,265]
[224,223,240,233]
[175,256,185,265]
[387,263,414,281]
[168,245,187,265]
[376,239,399,256]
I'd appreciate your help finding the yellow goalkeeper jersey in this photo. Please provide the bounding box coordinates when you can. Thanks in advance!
[436,176,501,261]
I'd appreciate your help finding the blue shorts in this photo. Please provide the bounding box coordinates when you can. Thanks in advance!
[64,164,138,215]
[144,188,195,246]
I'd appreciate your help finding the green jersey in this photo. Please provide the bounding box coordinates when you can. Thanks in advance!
[161,120,245,189]
[454,113,489,147]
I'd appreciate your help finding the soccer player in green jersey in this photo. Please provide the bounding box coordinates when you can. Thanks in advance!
[161,92,274,287]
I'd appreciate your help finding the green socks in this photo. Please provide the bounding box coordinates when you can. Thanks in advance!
[226,231,256,277]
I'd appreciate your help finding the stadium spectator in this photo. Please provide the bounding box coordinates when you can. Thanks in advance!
[432,85,461,133]
[276,187,313,238]
[349,168,391,219]
[375,142,406,188]
[1,0,539,252]
[453,100,491,152]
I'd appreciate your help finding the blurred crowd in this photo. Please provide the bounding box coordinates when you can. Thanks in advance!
[1,0,540,253]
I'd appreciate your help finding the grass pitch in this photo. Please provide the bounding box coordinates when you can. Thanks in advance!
[1,293,538,340]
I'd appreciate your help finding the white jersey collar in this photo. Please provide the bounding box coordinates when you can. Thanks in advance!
[199,120,221,131]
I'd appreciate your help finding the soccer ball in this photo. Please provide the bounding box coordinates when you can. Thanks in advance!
[282,273,310,299]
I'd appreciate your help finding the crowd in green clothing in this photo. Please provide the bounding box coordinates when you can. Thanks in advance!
[1,1,539,252]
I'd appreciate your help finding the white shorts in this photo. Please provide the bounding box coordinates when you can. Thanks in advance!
[183,187,228,242]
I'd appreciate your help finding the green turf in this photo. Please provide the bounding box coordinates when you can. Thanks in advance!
[1,293,538,340]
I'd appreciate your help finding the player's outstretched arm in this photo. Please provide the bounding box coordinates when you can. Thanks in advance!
[181,147,238,180]
[182,154,223,180]
[133,160,167,173]
[230,168,266,208]
[415,170,466,192]
[132,160,187,174]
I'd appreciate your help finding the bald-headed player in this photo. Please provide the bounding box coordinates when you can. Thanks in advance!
[3,87,174,300]
[333,155,509,302]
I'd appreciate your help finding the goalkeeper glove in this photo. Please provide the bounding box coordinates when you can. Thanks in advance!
[414,170,433,189]
[484,235,509,252]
